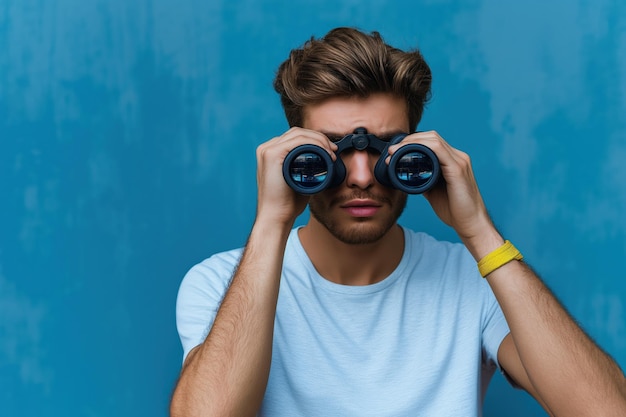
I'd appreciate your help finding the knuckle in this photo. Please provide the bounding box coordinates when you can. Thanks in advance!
[256,143,266,158]
[460,151,471,166]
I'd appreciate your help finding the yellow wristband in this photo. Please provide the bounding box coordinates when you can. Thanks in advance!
[477,240,523,278]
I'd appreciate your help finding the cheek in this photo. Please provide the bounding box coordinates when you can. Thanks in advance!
[393,193,408,213]
[308,193,328,210]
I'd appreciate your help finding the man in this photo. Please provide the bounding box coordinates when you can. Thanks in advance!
[170,28,626,416]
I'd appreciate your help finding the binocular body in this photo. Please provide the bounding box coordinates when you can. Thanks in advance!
[282,127,440,195]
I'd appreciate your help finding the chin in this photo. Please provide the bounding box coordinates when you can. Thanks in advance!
[326,220,396,245]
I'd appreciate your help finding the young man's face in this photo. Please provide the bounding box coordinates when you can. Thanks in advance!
[302,93,410,244]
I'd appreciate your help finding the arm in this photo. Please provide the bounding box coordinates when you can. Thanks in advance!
[389,131,626,416]
[483,245,626,417]
[170,128,336,417]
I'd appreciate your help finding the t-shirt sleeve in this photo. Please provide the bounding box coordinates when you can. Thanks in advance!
[481,287,510,370]
[477,269,521,388]
[175,249,242,363]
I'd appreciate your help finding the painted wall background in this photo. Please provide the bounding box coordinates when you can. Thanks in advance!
[1,0,625,416]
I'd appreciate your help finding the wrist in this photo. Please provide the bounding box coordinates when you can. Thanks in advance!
[461,228,505,262]
[255,193,308,231]
[246,218,293,260]
[477,240,524,277]
[252,214,295,238]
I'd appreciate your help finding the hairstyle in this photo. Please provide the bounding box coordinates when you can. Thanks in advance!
[273,27,432,131]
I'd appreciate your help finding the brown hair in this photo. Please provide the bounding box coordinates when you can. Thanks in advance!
[273,27,432,131]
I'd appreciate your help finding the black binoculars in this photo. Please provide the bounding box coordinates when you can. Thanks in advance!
[282,127,440,195]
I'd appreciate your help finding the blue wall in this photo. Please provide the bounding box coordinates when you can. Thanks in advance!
[1,1,625,416]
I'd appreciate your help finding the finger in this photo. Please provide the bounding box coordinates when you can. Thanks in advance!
[392,130,471,172]
[277,127,339,160]
[258,128,338,167]
[384,130,458,169]
[280,127,338,150]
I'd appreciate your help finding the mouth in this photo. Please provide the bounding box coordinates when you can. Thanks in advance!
[340,199,383,217]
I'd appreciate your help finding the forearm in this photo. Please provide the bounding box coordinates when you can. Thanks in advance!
[170,221,292,417]
[467,233,626,416]
[489,260,626,416]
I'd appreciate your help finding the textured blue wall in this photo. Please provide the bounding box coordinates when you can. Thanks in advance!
[1,1,625,416]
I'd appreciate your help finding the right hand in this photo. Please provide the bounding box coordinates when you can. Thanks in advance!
[255,127,338,226]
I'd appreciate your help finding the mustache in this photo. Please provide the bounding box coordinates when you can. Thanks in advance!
[330,191,392,206]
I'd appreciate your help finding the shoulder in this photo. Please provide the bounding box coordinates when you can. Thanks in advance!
[401,227,488,295]
[403,228,475,269]
[401,227,506,330]
[174,247,244,362]
[178,227,301,298]
[177,247,245,302]
[190,247,244,276]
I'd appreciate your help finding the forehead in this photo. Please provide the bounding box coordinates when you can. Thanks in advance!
[302,94,409,135]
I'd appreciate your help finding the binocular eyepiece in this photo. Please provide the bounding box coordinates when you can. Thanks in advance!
[282,127,440,195]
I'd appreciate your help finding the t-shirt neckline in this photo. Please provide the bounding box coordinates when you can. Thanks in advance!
[288,225,415,295]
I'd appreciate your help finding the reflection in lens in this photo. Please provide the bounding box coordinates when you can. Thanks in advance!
[394,151,433,187]
[289,152,328,188]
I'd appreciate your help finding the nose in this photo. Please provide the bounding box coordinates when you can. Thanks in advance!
[343,150,376,190]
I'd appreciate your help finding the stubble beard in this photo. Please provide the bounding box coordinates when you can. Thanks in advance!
[308,192,408,245]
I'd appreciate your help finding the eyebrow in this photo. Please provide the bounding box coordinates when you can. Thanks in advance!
[321,132,345,142]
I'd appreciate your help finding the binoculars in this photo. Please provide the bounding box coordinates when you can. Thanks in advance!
[282,127,440,195]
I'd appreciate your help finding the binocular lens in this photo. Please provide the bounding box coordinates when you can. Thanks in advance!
[393,151,435,188]
[287,152,329,189]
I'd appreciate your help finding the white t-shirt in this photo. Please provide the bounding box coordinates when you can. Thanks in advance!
[176,226,510,416]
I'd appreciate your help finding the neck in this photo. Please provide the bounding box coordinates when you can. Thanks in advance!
[298,220,405,286]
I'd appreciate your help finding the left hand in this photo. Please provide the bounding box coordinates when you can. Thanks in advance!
[387,130,502,257]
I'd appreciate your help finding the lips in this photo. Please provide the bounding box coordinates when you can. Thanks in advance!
[340,199,383,217]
